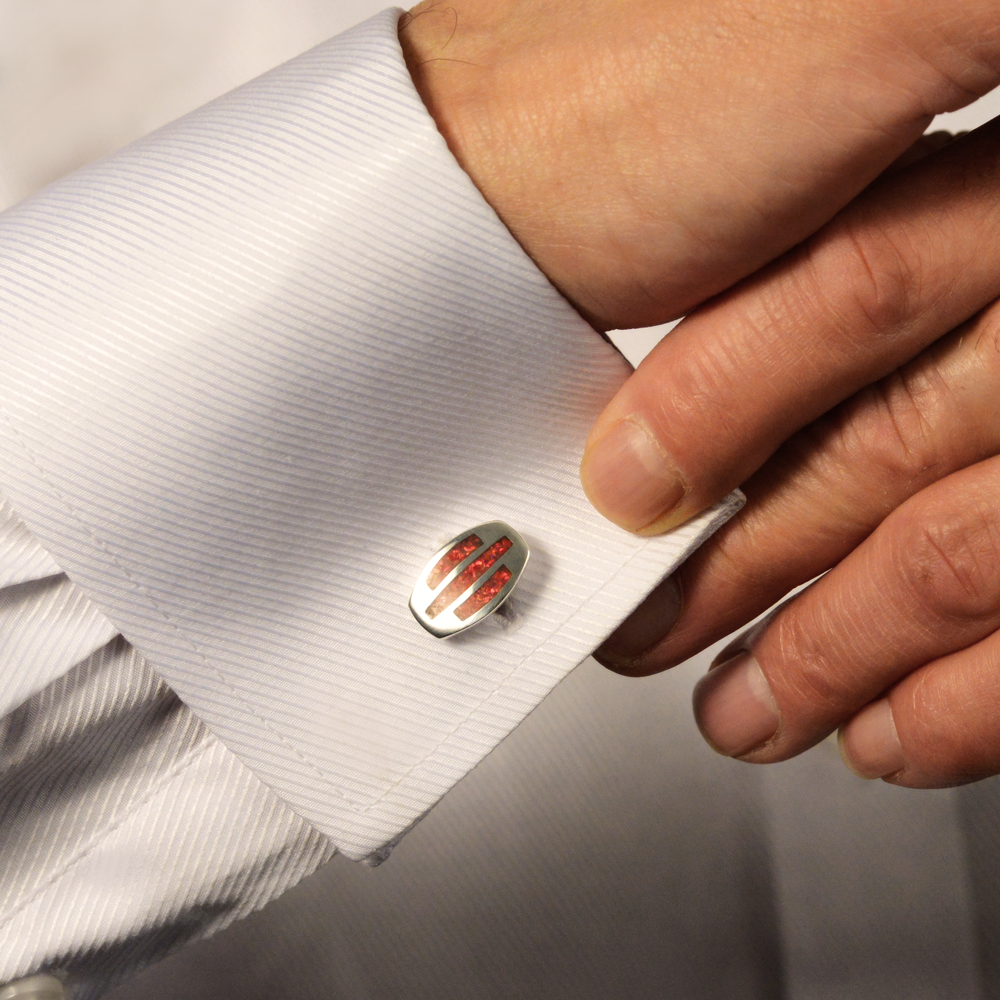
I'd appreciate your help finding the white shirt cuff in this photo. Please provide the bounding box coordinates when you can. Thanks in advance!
[0,8,741,860]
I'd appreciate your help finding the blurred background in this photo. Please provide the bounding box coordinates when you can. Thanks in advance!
[3,4,1000,999]
[0,1,377,209]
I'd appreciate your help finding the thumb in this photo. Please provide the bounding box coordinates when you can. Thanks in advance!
[581,118,1000,533]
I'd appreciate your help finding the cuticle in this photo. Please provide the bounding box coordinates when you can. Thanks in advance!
[734,728,782,762]
[709,647,748,672]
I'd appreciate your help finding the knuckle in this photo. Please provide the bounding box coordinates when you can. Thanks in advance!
[768,611,854,714]
[899,501,1000,622]
[900,655,1000,785]
[805,214,919,344]
[840,367,952,486]
[843,234,914,336]
[654,340,754,444]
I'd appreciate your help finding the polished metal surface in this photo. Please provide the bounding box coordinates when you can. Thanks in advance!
[409,521,529,637]
[0,975,66,1000]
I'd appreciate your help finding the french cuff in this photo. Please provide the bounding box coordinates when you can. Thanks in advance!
[0,8,742,860]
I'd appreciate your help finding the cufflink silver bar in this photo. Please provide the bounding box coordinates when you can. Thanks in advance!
[410,521,529,637]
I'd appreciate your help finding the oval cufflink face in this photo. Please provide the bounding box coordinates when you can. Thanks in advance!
[410,521,529,637]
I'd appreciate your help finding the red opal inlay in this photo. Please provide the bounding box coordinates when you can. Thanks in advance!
[455,565,512,621]
[426,536,512,619]
[426,534,483,589]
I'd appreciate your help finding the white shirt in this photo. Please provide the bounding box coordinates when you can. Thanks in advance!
[4,10,997,1000]
[0,9,738,991]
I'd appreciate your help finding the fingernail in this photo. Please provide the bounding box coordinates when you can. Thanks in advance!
[581,418,687,533]
[693,652,779,758]
[596,575,682,669]
[838,699,905,780]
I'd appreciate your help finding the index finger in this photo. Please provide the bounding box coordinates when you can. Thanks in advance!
[580,119,1000,534]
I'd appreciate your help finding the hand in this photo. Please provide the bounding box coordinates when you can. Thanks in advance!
[401,0,1000,331]
[590,117,1000,787]
[400,0,1000,786]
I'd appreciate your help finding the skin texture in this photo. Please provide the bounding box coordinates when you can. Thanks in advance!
[594,120,1000,787]
[401,0,1000,330]
[400,0,1000,786]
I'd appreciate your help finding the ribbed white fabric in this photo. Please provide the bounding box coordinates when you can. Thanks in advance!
[0,635,334,997]
[0,499,62,588]
[0,498,336,995]
[0,6,741,863]
[0,577,118,718]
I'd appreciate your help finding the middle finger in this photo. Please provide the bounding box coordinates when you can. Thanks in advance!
[582,116,1000,535]
[598,297,1000,674]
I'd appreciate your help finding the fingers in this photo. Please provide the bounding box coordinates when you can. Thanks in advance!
[691,456,1000,763]
[840,630,1000,787]
[581,118,1000,534]
[597,296,1000,675]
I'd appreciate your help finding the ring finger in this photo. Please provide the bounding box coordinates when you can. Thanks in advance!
[692,455,1000,763]
[597,295,1000,675]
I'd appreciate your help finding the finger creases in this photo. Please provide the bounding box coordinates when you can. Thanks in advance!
[582,118,1000,536]
[694,456,1000,765]
[601,296,1000,674]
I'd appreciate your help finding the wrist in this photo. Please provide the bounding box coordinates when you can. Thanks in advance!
[398,0,619,328]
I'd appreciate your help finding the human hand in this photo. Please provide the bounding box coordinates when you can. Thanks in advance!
[400,0,1000,331]
[588,117,1000,787]
[400,0,1000,786]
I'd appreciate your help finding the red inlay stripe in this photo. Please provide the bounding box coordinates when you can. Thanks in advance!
[426,536,512,619]
[426,534,483,589]
[455,565,513,621]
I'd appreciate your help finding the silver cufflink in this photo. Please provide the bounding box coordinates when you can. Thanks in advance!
[0,975,66,1000]
[410,521,529,637]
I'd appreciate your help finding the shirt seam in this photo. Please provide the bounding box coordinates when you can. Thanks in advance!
[0,398,657,815]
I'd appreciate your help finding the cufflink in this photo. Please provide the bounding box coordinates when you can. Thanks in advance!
[0,975,66,1000]
[410,521,529,637]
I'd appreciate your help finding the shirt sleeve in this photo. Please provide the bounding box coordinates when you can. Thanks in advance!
[0,500,334,995]
[0,5,741,871]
